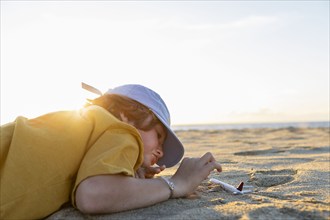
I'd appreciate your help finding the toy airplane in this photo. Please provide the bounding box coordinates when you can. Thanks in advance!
[209,178,253,195]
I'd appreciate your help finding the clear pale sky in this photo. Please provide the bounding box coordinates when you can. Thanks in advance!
[1,1,329,125]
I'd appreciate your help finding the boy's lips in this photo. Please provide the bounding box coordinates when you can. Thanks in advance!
[151,154,158,165]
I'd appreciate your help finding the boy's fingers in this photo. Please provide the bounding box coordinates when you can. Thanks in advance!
[199,152,216,166]
[205,161,222,173]
[136,169,145,179]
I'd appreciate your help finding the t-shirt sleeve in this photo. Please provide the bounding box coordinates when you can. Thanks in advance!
[71,128,143,207]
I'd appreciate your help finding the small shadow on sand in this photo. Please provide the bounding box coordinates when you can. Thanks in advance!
[249,169,297,187]
[234,149,285,156]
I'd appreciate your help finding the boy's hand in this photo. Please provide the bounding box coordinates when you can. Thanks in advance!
[135,165,166,179]
[170,152,222,198]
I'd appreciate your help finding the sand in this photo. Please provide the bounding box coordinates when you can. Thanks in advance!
[47,127,330,220]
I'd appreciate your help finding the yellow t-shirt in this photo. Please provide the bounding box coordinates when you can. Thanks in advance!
[0,105,143,219]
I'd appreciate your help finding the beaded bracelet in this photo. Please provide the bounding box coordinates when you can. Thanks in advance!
[160,176,175,198]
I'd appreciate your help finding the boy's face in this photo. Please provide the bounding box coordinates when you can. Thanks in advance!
[138,123,167,167]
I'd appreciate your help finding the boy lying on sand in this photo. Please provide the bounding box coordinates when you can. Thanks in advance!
[0,83,221,219]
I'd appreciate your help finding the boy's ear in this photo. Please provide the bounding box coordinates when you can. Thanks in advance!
[119,112,136,127]
[119,112,129,123]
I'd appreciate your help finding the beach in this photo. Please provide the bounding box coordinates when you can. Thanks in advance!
[47,127,330,220]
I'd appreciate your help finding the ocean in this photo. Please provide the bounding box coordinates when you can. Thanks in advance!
[172,121,329,131]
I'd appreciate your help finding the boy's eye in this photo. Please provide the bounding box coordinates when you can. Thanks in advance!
[155,124,167,144]
[156,131,162,139]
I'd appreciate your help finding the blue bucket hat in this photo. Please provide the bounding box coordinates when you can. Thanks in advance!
[82,83,184,167]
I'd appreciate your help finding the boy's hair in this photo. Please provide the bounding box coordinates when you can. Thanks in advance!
[85,94,160,131]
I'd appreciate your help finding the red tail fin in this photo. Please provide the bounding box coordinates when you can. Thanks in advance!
[236,182,244,191]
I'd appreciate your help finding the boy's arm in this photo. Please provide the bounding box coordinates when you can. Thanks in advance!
[75,152,222,214]
[75,174,171,214]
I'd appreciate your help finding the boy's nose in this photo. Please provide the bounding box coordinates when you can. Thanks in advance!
[155,148,164,159]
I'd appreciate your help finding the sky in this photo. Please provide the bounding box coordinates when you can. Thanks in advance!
[1,0,329,126]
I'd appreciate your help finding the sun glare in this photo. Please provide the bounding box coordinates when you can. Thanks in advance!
[1,1,329,125]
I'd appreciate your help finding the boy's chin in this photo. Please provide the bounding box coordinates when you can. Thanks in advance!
[142,161,153,167]
[143,157,156,167]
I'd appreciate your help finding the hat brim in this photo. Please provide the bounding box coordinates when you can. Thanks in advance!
[153,112,184,167]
